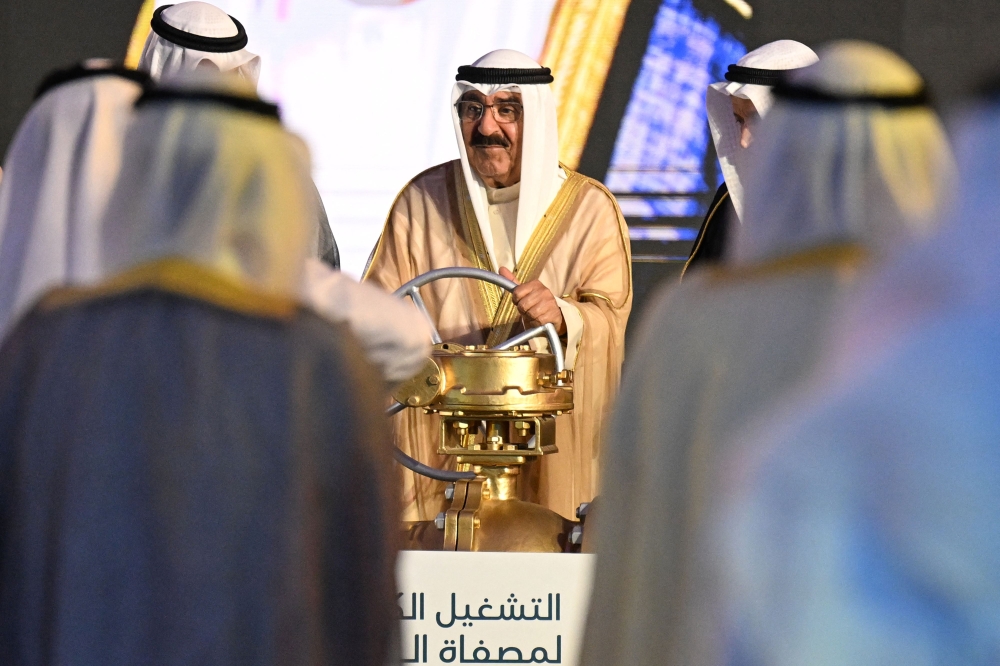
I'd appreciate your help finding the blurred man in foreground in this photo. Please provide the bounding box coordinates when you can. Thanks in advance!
[582,41,955,666]
[684,39,817,275]
[717,99,1000,664]
[133,1,432,383]
[365,49,632,521]
[0,76,397,665]
[138,0,338,267]
[0,60,428,383]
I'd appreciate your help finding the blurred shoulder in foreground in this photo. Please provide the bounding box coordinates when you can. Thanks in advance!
[0,73,397,666]
[583,40,956,666]
[717,84,1000,666]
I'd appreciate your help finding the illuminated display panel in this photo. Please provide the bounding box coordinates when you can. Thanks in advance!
[607,0,745,220]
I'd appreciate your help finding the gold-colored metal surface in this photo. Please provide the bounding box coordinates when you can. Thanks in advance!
[456,480,484,551]
[393,343,573,416]
[441,477,572,553]
[444,415,558,459]
[396,340,580,553]
[432,346,573,415]
[479,466,518,501]
[473,499,572,553]
[443,479,470,551]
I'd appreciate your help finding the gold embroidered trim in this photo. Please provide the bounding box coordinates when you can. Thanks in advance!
[708,243,869,284]
[681,188,731,281]
[40,258,298,319]
[452,163,503,319]
[577,290,615,307]
[485,170,589,347]
[580,171,632,309]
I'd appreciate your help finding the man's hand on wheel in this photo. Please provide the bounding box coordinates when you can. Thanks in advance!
[499,267,566,335]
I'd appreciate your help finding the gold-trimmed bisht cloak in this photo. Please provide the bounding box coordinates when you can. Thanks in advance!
[365,160,632,521]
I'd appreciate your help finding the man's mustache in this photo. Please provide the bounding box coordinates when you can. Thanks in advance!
[471,131,511,148]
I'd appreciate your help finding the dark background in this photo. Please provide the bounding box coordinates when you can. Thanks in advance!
[4,0,999,159]
[2,0,998,330]
[581,0,1000,181]
[0,0,144,156]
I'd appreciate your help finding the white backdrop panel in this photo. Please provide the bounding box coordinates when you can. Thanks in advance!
[153,0,557,275]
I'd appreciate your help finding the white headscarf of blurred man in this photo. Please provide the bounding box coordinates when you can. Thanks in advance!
[137,1,342,269]
[807,85,1000,380]
[136,3,429,380]
[104,74,430,383]
[733,42,954,264]
[0,60,148,340]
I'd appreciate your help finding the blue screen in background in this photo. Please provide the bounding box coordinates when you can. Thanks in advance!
[607,0,745,220]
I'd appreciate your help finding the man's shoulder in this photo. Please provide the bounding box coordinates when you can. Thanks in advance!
[386,161,460,219]
[400,160,459,195]
[558,168,627,235]
[563,167,622,215]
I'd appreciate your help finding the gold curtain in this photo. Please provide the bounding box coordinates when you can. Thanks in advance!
[125,0,156,69]
[540,0,633,170]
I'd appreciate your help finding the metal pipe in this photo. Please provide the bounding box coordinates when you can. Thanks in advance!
[393,266,518,297]
[492,325,546,351]
[406,286,442,344]
[391,447,476,481]
[491,322,565,373]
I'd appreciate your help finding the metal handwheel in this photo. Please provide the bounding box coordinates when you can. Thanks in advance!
[387,267,566,482]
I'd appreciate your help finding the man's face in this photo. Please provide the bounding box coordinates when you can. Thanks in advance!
[457,90,523,188]
[731,95,759,149]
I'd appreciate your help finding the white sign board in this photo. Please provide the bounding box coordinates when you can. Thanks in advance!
[396,552,596,665]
